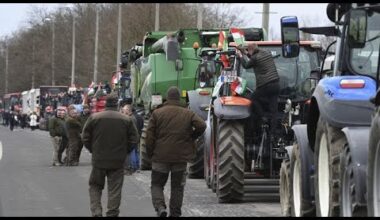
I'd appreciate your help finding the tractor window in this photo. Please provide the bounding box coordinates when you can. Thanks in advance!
[349,11,380,78]
[260,46,319,97]
[240,64,256,91]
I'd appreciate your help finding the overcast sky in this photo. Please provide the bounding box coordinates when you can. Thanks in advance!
[0,3,333,39]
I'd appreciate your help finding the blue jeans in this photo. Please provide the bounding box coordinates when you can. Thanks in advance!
[123,144,139,171]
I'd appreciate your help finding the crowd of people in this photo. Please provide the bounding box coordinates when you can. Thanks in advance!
[0,41,280,217]
[41,89,84,111]
[48,104,91,166]
[79,88,206,217]
[1,110,39,131]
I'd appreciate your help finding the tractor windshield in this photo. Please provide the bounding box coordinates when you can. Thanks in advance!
[240,45,320,98]
[349,9,380,78]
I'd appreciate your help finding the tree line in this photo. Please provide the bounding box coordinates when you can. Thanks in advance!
[0,3,246,96]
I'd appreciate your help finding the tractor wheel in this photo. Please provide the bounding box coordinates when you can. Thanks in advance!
[188,136,205,179]
[367,113,380,217]
[216,120,244,203]
[139,119,152,170]
[340,142,367,217]
[280,159,291,216]
[211,169,217,193]
[290,138,315,216]
[314,117,344,216]
[204,132,211,188]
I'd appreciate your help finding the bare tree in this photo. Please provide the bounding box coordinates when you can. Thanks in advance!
[0,3,252,97]
[299,14,336,51]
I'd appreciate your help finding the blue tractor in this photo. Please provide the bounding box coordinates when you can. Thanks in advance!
[279,3,380,217]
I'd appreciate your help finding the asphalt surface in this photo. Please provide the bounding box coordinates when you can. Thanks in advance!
[0,125,281,217]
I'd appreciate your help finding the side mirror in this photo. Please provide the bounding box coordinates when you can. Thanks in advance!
[280,16,300,58]
[347,9,367,48]
[166,37,180,61]
[175,59,183,71]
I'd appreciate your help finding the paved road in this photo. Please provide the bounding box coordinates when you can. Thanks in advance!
[0,126,281,217]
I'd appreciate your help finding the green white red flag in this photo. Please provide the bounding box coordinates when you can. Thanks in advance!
[218,31,228,52]
[230,28,245,46]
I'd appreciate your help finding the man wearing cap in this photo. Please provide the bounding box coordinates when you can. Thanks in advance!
[76,104,91,163]
[48,106,68,166]
[82,92,139,217]
[145,86,206,217]
[236,43,280,172]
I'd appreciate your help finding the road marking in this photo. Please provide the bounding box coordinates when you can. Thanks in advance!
[0,141,2,161]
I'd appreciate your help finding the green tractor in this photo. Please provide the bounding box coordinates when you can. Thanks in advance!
[124,28,264,171]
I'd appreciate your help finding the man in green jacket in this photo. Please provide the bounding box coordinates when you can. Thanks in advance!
[82,92,139,217]
[145,86,206,217]
[48,106,68,166]
[76,104,90,164]
[65,106,82,166]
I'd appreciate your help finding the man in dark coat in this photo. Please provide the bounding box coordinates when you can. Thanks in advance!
[9,111,15,131]
[65,106,82,166]
[82,92,139,217]
[76,104,91,163]
[237,43,280,172]
[237,42,280,135]
[145,86,206,217]
[48,107,68,166]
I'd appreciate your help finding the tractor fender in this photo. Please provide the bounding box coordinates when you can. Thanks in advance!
[187,90,211,121]
[213,97,250,120]
[285,145,294,162]
[292,124,315,201]
[312,76,375,128]
[291,124,313,165]
[341,126,371,205]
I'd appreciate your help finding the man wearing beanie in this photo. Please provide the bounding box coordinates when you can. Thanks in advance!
[82,92,139,217]
[146,86,206,217]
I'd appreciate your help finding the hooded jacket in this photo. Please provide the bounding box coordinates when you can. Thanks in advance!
[145,100,206,163]
[82,106,139,169]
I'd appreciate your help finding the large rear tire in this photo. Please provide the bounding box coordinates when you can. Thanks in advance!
[188,137,205,179]
[280,159,291,216]
[139,119,152,170]
[290,138,315,216]
[314,117,344,217]
[340,142,367,217]
[216,120,244,203]
[367,113,380,217]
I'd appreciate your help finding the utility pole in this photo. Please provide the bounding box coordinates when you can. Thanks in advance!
[93,4,99,84]
[262,3,269,37]
[32,32,35,89]
[255,4,277,40]
[5,45,9,94]
[155,3,159,31]
[197,3,202,29]
[71,14,76,86]
[116,4,122,74]
[52,19,55,86]
[43,16,56,85]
